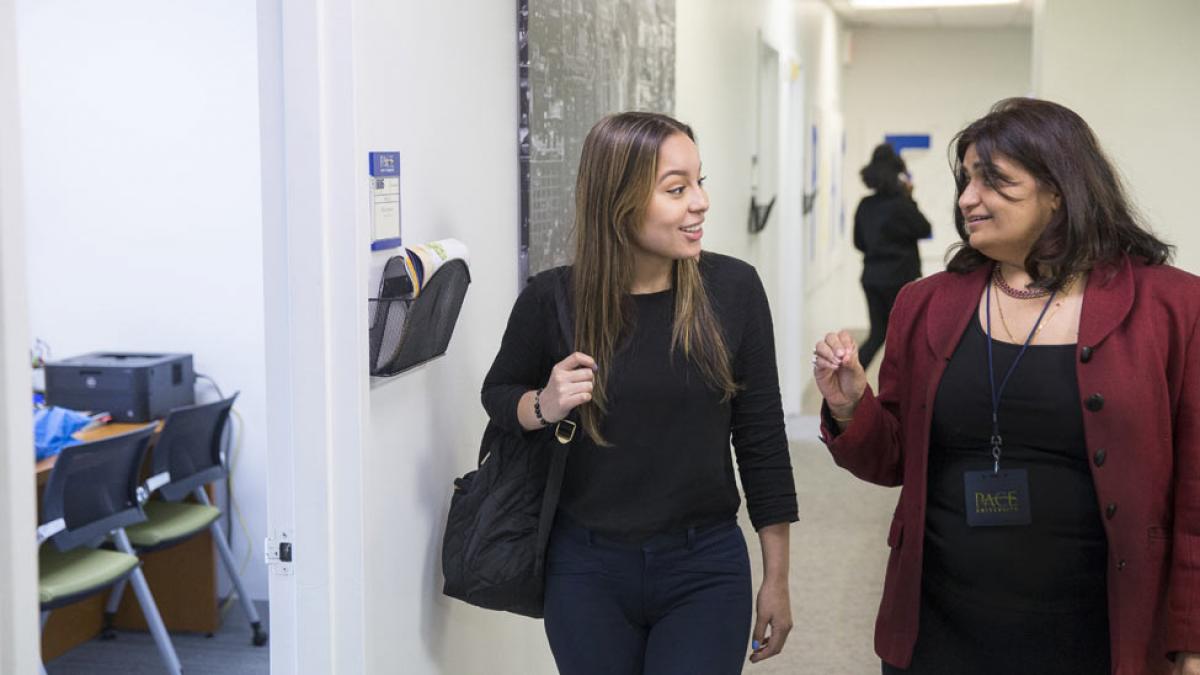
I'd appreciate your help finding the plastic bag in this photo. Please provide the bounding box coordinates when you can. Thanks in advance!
[33,406,92,461]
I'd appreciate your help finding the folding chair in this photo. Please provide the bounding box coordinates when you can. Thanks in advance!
[102,394,267,646]
[37,424,182,675]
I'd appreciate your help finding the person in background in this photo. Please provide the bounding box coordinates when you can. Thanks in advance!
[483,112,798,674]
[853,143,932,369]
[813,98,1200,674]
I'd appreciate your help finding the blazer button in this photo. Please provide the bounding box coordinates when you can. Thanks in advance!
[1080,346,1094,363]
[1105,503,1117,519]
[1085,393,1105,411]
[1116,559,1127,571]
[1094,448,1107,467]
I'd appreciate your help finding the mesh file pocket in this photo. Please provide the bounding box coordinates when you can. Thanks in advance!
[368,258,471,377]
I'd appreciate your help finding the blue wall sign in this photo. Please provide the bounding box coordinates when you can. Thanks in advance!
[884,134,931,154]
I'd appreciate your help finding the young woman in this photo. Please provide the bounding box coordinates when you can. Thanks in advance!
[814,98,1200,674]
[482,112,798,674]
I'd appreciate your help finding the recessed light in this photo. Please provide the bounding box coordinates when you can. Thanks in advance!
[849,0,1020,9]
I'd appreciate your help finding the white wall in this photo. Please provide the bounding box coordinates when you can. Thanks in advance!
[350,1,555,672]
[0,0,40,670]
[1034,0,1200,274]
[16,0,269,600]
[832,26,1031,349]
[795,1,851,395]
[677,0,845,423]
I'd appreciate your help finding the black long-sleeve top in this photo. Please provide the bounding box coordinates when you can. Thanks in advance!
[481,252,798,537]
[853,192,931,287]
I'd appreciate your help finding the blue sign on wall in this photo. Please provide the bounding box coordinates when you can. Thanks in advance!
[369,151,401,177]
[884,134,931,154]
[368,151,402,250]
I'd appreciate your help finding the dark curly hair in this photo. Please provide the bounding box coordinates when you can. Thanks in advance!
[860,143,907,196]
[947,97,1171,288]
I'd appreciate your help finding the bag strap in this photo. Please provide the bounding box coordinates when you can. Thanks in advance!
[551,266,574,355]
[534,269,575,576]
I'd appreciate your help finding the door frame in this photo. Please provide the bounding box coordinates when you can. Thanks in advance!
[0,0,39,671]
[256,1,367,672]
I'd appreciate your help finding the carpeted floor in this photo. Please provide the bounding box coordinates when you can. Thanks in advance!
[45,600,269,675]
[739,418,898,675]
[746,341,896,674]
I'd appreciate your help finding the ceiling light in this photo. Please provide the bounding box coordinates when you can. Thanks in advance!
[849,0,1020,9]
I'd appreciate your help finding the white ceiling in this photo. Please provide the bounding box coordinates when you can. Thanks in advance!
[825,0,1035,28]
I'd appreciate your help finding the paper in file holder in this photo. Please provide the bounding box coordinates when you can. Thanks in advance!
[368,256,470,377]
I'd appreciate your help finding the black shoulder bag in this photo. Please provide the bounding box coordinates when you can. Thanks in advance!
[441,273,576,618]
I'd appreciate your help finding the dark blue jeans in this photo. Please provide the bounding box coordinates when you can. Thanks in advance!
[543,516,752,675]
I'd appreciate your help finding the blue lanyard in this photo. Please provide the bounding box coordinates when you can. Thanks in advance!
[985,282,1057,473]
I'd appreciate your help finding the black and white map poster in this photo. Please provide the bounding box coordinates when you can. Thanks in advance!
[518,0,676,282]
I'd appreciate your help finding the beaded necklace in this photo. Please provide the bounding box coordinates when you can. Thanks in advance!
[992,273,1076,344]
[992,264,1050,299]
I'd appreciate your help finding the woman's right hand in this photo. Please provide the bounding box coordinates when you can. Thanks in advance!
[538,352,596,423]
[811,331,867,419]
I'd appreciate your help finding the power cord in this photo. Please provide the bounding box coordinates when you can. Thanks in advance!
[31,337,52,368]
[195,373,225,399]
[194,372,257,616]
[220,407,256,620]
[194,373,234,550]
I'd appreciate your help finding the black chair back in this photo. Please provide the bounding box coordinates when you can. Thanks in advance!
[150,394,238,502]
[41,425,156,552]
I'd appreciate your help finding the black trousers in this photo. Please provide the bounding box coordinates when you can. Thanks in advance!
[543,517,752,675]
[860,282,904,370]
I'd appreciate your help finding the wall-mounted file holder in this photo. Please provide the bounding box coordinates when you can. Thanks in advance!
[368,257,471,377]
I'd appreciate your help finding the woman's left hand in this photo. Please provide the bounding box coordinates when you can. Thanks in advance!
[1174,652,1200,674]
[748,578,792,664]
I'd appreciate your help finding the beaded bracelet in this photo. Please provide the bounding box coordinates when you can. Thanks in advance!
[533,388,549,426]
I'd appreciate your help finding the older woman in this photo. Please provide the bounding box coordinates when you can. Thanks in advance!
[813,98,1200,674]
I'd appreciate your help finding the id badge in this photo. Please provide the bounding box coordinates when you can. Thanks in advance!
[963,468,1031,527]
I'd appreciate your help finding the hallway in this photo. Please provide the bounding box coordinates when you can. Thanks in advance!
[743,417,898,674]
[4,1,1199,673]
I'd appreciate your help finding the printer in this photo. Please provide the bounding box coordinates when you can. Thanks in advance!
[44,352,195,422]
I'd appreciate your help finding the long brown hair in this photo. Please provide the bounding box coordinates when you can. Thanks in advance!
[572,112,737,445]
[947,97,1171,287]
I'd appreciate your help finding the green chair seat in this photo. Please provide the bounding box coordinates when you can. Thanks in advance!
[39,547,138,606]
[125,501,220,548]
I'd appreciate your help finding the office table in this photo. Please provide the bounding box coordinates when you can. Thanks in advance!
[36,422,220,662]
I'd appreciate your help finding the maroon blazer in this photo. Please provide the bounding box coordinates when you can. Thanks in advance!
[822,256,1200,673]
